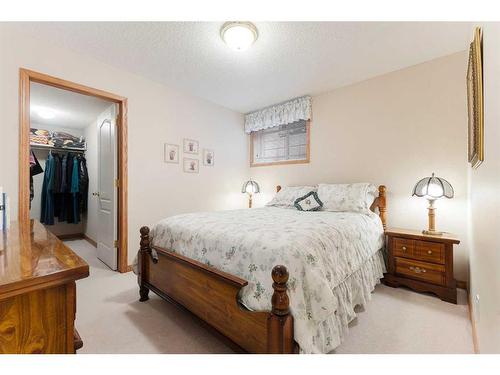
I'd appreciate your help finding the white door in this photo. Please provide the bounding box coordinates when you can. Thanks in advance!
[96,105,118,270]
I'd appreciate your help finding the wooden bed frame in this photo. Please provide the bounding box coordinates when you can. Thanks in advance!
[137,185,387,353]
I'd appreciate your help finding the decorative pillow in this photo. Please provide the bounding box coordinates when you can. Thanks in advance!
[294,191,323,211]
[317,183,377,214]
[266,185,317,208]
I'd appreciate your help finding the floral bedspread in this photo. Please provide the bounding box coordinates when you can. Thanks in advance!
[150,207,385,353]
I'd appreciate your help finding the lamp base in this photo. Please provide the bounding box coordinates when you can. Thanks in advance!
[422,229,443,236]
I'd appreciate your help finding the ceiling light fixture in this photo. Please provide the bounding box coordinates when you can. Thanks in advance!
[220,22,258,51]
[34,106,56,120]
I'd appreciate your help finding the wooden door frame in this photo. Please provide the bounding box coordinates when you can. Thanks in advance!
[19,68,129,273]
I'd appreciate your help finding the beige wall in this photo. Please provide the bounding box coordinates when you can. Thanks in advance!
[468,23,500,353]
[0,26,248,264]
[250,52,470,280]
[0,26,475,288]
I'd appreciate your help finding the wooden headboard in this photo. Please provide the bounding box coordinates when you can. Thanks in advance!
[275,184,387,229]
[370,185,387,229]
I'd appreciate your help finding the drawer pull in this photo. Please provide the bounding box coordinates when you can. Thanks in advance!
[409,266,426,274]
[427,250,432,255]
[401,246,407,251]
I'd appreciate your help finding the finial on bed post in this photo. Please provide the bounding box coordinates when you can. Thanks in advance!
[271,265,290,316]
[276,185,282,193]
[139,226,151,302]
[140,226,151,252]
[267,265,295,353]
[378,185,387,230]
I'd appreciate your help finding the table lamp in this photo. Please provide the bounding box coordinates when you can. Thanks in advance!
[412,173,454,235]
[242,180,260,208]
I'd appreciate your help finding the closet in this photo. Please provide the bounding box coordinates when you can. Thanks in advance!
[30,131,88,233]
[29,81,119,270]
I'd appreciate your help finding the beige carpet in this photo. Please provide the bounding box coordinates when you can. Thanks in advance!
[66,239,473,354]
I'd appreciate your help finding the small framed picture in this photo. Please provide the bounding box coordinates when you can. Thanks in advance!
[164,143,179,163]
[183,158,199,173]
[203,149,214,166]
[183,138,199,154]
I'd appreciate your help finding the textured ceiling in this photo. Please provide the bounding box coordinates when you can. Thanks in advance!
[14,22,474,113]
[30,82,112,129]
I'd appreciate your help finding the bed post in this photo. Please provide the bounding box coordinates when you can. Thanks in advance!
[276,185,282,193]
[138,226,151,302]
[267,265,294,353]
[378,185,387,230]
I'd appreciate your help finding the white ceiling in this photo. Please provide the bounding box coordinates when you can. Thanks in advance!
[17,22,475,113]
[30,82,112,129]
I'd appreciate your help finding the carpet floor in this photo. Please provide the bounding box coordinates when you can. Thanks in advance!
[66,239,474,354]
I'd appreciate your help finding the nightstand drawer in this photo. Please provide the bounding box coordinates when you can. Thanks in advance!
[413,240,445,264]
[395,257,446,286]
[392,237,414,258]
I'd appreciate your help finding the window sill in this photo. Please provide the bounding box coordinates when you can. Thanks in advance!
[250,158,310,167]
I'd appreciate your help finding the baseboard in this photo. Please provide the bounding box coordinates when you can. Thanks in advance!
[459,279,478,353]
[83,234,97,248]
[57,233,98,248]
[57,233,85,241]
[467,291,480,353]
[456,279,468,290]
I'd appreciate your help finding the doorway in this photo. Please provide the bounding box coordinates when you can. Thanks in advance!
[19,68,129,273]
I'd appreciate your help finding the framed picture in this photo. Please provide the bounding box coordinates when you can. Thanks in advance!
[203,149,214,166]
[466,27,484,169]
[183,158,199,173]
[164,143,179,163]
[183,138,199,154]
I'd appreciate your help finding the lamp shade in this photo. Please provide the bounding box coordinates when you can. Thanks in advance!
[412,173,454,200]
[242,180,260,194]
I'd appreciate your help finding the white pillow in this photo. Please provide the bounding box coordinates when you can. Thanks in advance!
[317,183,377,214]
[266,186,317,208]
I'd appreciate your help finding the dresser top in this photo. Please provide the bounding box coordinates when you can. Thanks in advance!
[385,227,460,244]
[0,220,89,297]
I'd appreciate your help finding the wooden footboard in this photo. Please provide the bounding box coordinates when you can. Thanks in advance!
[137,227,295,354]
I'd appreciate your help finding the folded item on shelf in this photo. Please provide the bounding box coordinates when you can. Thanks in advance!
[49,131,86,149]
[30,128,50,145]
[30,128,86,150]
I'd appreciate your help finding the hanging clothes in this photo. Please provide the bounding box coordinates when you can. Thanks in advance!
[78,155,89,213]
[57,154,69,222]
[39,150,88,225]
[65,154,75,223]
[70,155,81,224]
[52,153,63,221]
[29,150,43,209]
[40,152,56,225]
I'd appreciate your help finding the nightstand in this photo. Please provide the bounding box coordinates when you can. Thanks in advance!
[382,228,460,304]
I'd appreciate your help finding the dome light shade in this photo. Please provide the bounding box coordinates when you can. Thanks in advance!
[242,179,260,208]
[412,173,454,200]
[412,173,454,235]
[221,22,258,51]
[242,179,260,194]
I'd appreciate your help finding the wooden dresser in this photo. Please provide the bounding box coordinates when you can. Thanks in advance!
[0,220,89,353]
[383,228,460,304]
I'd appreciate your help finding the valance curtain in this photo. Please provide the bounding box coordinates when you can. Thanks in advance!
[244,95,312,134]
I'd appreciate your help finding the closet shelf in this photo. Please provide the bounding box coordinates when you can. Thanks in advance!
[30,143,86,153]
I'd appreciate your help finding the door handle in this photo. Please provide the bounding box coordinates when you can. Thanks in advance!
[92,192,100,197]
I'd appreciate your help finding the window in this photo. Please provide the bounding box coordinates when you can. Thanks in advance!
[250,120,310,166]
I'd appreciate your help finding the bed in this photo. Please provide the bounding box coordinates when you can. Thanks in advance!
[137,185,387,354]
